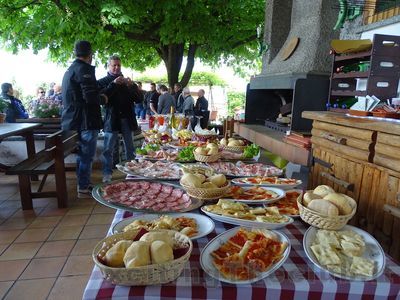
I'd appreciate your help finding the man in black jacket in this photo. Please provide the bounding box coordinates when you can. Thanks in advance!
[97,55,141,183]
[61,40,108,197]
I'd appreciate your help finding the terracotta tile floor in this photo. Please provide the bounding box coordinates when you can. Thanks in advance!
[0,169,121,300]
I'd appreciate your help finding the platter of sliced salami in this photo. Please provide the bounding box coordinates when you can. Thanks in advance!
[92,179,203,213]
[206,161,282,178]
[116,160,182,180]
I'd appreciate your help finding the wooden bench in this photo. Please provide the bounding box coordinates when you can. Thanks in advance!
[16,118,61,135]
[6,130,78,210]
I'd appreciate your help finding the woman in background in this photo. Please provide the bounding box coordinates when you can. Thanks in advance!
[1,82,29,122]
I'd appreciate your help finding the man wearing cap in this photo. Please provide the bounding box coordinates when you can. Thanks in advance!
[61,40,108,197]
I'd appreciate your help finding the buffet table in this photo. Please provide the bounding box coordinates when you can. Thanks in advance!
[83,209,400,299]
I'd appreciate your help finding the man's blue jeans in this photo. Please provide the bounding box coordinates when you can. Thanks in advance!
[77,130,99,189]
[102,118,135,176]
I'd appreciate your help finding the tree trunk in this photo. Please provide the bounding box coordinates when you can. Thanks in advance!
[180,43,197,87]
[157,43,197,89]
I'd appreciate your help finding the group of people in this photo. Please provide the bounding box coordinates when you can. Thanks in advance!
[60,40,149,197]
[134,82,209,123]
[2,40,210,198]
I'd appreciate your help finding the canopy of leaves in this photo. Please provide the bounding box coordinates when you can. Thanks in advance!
[227,91,245,116]
[135,71,226,87]
[0,0,265,85]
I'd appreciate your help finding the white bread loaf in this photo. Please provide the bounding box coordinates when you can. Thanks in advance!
[323,193,353,215]
[303,191,321,207]
[308,199,339,217]
[313,185,335,197]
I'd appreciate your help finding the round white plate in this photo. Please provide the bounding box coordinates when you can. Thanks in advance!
[231,177,302,190]
[200,206,294,230]
[200,227,291,284]
[111,212,215,240]
[221,187,286,204]
[303,224,386,281]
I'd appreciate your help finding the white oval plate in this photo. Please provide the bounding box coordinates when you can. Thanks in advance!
[200,206,294,230]
[112,212,215,240]
[231,177,302,190]
[220,187,286,204]
[303,224,386,281]
[200,227,291,284]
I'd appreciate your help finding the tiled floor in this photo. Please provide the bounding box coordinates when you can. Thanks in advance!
[0,169,122,300]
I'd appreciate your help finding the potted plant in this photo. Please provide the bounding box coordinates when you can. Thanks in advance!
[0,97,10,123]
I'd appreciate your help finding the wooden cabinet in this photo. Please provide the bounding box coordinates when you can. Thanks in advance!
[304,111,400,262]
[329,34,400,109]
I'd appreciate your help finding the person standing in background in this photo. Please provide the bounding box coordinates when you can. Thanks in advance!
[174,83,184,113]
[46,82,56,97]
[181,87,194,116]
[51,84,62,102]
[134,81,146,120]
[157,85,175,114]
[61,40,108,197]
[149,84,161,115]
[97,55,141,183]
[144,82,156,118]
[195,89,209,129]
[1,82,29,122]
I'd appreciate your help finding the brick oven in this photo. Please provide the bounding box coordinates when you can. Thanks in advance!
[245,0,339,133]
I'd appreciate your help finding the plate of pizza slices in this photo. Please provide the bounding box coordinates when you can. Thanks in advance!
[200,227,291,284]
[220,186,285,204]
[231,176,302,189]
[263,189,302,217]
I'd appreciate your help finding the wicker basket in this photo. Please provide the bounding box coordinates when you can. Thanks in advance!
[180,180,230,200]
[297,191,357,230]
[222,145,246,152]
[92,229,193,286]
[194,151,221,163]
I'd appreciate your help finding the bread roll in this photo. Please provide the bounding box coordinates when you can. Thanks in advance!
[308,199,339,216]
[150,240,174,264]
[139,231,174,247]
[209,174,226,187]
[303,191,321,207]
[104,240,133,267]
[313,185,335,197]
[201,182,218,189]
[123,241,151,268]
[207,147,219,155]
[323,193,353,215]
[181,173,203,188]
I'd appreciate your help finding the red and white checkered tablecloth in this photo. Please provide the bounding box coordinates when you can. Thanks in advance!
[83,209,400,300]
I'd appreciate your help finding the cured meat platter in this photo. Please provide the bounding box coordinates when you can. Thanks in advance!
[206,161,283,178]
[92,179,203,213]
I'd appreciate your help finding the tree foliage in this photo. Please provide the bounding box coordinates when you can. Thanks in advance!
[0,0,265,87]
[227,91,245,116]
[136,71,226,87]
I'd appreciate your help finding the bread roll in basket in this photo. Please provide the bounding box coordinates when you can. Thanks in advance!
[297,191,357,230]
[92,229,192,286]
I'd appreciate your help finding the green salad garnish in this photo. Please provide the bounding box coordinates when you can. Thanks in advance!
[178,145,195,161]
[136,143,160,155]
[243,144,260,158]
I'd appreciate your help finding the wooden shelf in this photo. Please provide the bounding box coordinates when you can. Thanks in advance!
[331,90,367,97]
[332,71,369,79]
[334,50,371,62]
[233,122,311,166]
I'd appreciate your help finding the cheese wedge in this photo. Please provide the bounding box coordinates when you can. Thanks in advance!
[310,244,341,265]
[316,230,341,249]
[350,257,375,277]
[340,240,364,257]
